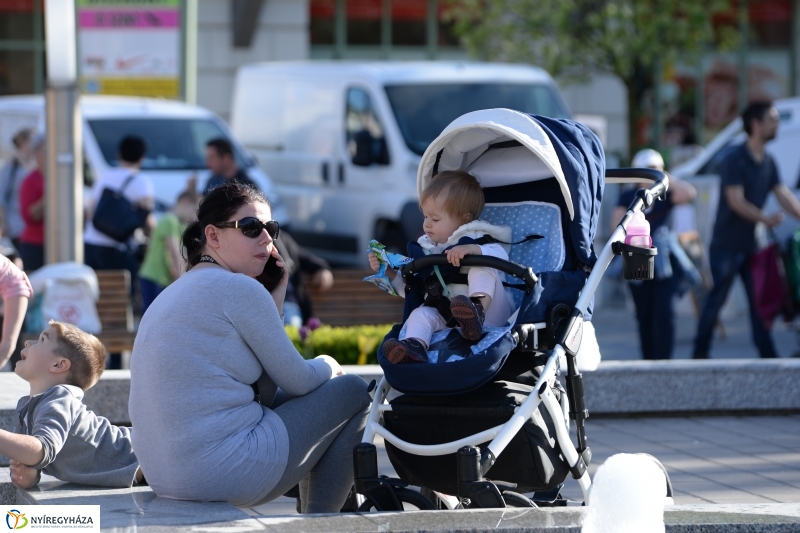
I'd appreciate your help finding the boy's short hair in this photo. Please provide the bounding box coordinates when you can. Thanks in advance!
[420,170,485,223]
[49,321,107,390]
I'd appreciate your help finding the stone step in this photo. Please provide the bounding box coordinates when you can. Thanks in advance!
[2,359,798,432]
[3,468,799,532]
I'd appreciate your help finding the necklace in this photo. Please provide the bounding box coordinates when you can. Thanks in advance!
[199,254,218,265]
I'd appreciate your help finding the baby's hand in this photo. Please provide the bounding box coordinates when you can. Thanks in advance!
[368,252,381,272]
[446,244,482,267]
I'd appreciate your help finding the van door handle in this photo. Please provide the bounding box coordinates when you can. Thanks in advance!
[338,163,345,184]
[321,162,329,184]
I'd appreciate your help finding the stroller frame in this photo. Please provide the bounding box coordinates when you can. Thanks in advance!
[353,168,672,512]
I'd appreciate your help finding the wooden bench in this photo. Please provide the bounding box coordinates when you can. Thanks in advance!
[19,270,136,354]
[307,269,404,326]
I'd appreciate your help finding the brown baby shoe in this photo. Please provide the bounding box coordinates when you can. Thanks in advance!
[450,295,486,341]
[383,338,428,364]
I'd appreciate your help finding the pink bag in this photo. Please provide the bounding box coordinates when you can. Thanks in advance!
[749,243,792,330]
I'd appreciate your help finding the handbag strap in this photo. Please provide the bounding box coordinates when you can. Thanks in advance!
[118,173,137,195]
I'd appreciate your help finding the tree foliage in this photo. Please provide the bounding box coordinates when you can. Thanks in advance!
[444,0,740,153]
[445,0,738,83]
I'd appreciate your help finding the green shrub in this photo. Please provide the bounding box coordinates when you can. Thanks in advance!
[285,324,393,365]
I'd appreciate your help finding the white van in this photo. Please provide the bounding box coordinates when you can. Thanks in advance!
[671,97,800,246]
[230,61,571,265]
[0,95,288,224]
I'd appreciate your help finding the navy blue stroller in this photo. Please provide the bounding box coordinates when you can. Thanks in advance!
[352,109,674,511]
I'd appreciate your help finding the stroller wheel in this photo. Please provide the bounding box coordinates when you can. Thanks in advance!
[357,487,437,512]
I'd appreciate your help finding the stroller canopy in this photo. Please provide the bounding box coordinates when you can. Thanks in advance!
[417,108,605,268]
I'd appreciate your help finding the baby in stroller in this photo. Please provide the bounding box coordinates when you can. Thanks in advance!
[353,108,673,512]
[369,170,513,364]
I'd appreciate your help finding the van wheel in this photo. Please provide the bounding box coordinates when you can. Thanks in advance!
[375,222,406,255]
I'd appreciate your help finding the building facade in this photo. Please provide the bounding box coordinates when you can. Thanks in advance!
[1,0,798,161]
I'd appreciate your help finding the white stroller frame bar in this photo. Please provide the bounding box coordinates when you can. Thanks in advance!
[360,170,669,508]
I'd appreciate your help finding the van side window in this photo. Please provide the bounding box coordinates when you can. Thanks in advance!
[346,88,390,167]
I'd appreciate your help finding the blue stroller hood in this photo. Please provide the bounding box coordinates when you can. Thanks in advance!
[417,108,605,269]
[381,109,605,395]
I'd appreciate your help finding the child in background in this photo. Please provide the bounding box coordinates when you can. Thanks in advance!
[369,170,513,364]
[1,321,142,489]
[138,191,199,314]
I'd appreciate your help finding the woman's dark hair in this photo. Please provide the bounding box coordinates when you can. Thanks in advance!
[182,182,270,268]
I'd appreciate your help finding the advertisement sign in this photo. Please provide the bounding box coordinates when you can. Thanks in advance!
[78,0,181,98]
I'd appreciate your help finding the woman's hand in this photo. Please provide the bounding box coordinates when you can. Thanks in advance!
[446,244,481,267]
[315,354,345,377]
[9,459,39,489]
[267,247,290,314]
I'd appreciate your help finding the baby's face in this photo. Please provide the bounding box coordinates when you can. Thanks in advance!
[15,326,62,383]
[421,196,463,245]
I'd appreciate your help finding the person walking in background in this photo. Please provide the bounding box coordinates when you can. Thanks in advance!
[138,190,199,314]
[202,138,258,195]
[0,128,33,249]
[84,136,155,277]
[611,149,696,359]
[274,231,334,328]
[18,133,46,272]
[694,101,800,359]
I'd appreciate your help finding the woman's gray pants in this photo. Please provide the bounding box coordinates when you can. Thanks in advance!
[256,374,371,513]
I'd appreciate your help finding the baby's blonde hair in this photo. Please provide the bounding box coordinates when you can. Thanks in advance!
[420,170,484,224]
[49,321,107,390]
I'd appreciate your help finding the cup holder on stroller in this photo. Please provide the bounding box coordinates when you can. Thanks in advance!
[612,241,657,281]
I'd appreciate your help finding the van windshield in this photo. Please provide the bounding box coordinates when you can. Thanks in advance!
[384,83,570,155]
[88,118,251,170]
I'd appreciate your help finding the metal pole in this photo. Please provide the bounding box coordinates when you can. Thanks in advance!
[653,59,662,151]
[44,83,83,265]
[738,1,749,110]
[427,0,438,60]
[183,0,198,104]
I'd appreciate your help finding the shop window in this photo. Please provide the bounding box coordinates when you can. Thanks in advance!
[0,51,35,95]
[392,0,425,46]
[749,0,792,47]
[310,0,335,45]
[347,0,382,46]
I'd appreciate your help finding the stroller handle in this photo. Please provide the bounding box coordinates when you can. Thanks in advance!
[401,255,539,292]
[606,168,670,212]
[605,168,669,204]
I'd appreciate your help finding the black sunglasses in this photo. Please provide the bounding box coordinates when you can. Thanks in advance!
[215,217,280,239]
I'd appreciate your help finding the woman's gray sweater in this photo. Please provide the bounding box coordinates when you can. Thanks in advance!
[128,267,332,506]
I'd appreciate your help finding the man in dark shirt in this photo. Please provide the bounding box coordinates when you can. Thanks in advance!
[693,101,800,358]
[202,138,258,195]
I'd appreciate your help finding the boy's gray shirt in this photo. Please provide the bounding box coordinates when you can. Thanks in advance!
[15,384,139,488]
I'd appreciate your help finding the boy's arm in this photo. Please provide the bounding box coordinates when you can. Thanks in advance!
[0,429,44,466]
[25,387,79,469]
[9,459,40,489]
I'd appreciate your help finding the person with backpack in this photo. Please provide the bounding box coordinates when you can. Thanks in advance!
[84,136,155,276]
